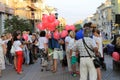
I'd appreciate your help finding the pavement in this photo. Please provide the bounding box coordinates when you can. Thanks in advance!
[0,54,120,80]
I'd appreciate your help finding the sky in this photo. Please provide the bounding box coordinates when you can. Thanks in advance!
[45,0,106,24]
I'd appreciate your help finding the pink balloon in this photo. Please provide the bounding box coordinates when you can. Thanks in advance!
[42,14,49,21]
[48,14,55,23]
[54,20,60,26]
[47,22,56,31]
[42,21,49,28]
[37,23,45,30]
[22,34,28,41]
[70,25,76,31]
[53,31,60,40]
[112,52,120,61]
[65,25,71,31]
[61,30,68,38]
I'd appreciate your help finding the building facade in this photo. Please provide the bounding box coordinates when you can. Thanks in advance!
[0,0,14,35]
[0,0,57,34]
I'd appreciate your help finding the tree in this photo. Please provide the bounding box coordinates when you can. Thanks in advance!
[4,15,33,33]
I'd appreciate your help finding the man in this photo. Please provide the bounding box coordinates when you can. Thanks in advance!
[73,24,99,80]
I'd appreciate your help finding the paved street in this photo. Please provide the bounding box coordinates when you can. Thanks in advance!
[0,55,120,80]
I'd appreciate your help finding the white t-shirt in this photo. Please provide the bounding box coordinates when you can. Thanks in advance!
[38,37,48,49]
[13,40,22,51]
[68,38,76,56]
[65,36,72,49]
[93,36,103,57]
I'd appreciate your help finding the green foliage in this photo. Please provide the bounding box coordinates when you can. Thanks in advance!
[74,24,82,31]
[4,15,33,33]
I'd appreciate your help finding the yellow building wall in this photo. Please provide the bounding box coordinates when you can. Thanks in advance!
[118,0,120,13]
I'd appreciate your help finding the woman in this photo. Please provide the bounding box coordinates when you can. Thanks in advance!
[92,29,102,80]
[31,33,38,62]
[0,36,6,77]
[13,31,23,74]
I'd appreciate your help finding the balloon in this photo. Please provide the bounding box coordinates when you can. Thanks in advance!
[112,52,120,61]
[47,22,56,31]
[65,25,71,31]
[54,20,60,26]
[42,21,49,28]
[53,31,60,40]
[61,30,68,38]
[70,25,76,31]
[37,23,45,30]
[76,29,84,40]
[48,14,55,23]
[22,34,28,41]
[42,14,49,21]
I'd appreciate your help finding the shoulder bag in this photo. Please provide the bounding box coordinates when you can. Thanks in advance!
[10,45,15,56]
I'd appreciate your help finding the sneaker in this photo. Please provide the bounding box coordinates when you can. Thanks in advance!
[71,73,77,77]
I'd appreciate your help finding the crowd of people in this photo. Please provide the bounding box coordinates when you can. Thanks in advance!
[0,22,105,80]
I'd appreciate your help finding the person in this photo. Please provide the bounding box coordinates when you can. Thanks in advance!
[38,31,48,71]
[22,31,30,65]
[65,30,72,73]
[13,31,24,74]
[47,30,63,73]
[0,36,6,77]
[73,24,99,80]
[31,33,38,62]
[92,29,102,80]
[6,33,14,64]
[69,31,77,77]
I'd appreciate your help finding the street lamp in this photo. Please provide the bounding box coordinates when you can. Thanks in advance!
[55,13,58,19]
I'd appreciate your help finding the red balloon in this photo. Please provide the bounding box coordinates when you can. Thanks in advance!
[37,23,45,30]
[70,25,76,31]
[42,21,49,28]
[22,34,28,41]
[53,31,60,40]
[48,14,55,23]
[112,52,120,61]
[54,20,60,26]
[65,25,71,31]
[42,14,49,21]
[61,30,68,38]
[47,22,56,31]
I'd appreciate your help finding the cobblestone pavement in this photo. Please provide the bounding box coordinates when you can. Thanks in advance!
[0,55,120,80]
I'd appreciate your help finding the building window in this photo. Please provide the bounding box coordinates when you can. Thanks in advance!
[31,0,38,3]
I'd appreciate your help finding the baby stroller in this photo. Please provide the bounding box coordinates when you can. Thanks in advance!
[39,49,49,71]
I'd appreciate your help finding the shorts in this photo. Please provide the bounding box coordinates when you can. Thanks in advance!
[53,49,63,60]
[71,56,77,65]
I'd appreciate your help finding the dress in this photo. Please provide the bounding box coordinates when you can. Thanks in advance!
[0,38,5,70]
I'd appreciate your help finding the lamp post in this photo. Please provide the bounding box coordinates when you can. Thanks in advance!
[55,13,58,19]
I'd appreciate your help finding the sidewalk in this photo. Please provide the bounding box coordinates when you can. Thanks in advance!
[0,55,120,80]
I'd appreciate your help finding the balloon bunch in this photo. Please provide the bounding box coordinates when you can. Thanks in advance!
[37,14,60,31]
[65,25,76,31]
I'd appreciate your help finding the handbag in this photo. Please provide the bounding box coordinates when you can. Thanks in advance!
[10,45,15,56]
[82,38,102,68]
